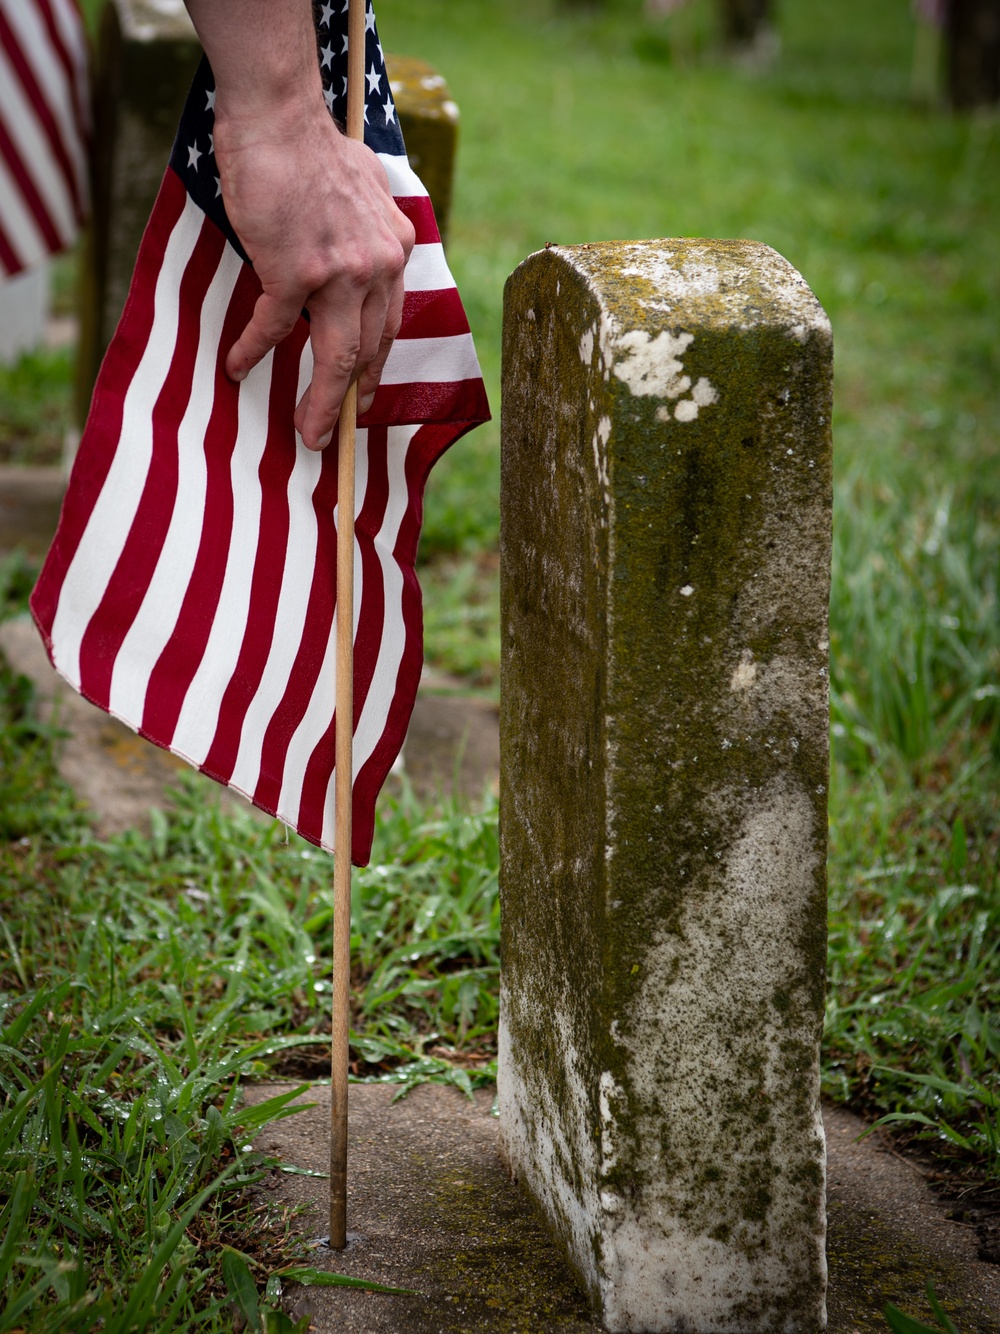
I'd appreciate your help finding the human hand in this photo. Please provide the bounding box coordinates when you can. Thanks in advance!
[213,100,415,450]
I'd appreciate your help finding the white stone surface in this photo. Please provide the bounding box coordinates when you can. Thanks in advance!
[0,263,49,365]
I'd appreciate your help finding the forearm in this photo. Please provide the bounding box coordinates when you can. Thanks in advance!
[183,0,323,124]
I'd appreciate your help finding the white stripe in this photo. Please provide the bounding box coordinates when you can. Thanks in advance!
[107,242,243,722]
[227,340,323,799]
[319,423,417,848]
[378,153,428,199]
[169,347,276,766]
[49,197,204,688]
[404,242,456,294]
[274,431,368,834]
[0,149,47,272]
[4,0,87,191]
[0,45,76,244]
[379,332,480,386]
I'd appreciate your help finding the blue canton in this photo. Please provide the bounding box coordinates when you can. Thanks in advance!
[169,0,406,264]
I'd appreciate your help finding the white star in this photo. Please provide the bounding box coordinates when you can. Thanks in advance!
[208,131,214,153]
[363,102,369,123]
[341,75,349,95]
[320,1,335,24]
[366,63,381,95]
[205,88,215,112]
[321,43,333,70]
[324,86,335,113]
[187,141,202,169]
[365,6,376,33]
[341,33,349,54]
[382,98,395,125]
[214,176,221,197]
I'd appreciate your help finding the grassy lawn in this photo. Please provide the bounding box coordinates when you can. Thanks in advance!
[1,0,998,1324]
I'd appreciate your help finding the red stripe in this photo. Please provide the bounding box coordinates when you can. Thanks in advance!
[362,377,491,430]
[0,215,23,275]
[398,287,469,340]
[351,421,474,863]
[31,169,188,645]
[140,263,258,742]
[77,214,226,708]
[0,9,85,225]
[294,426,392,848]
[0,112,64,255]
[36,0,90,182]
[394,194,440,247]
[251,444,340,816]
[199,319,309,784]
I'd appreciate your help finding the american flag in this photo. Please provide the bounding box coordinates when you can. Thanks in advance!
[31,1,489,864]
[0,0,89,280]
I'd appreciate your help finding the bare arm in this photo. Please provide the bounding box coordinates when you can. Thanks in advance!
[183,0,415,448]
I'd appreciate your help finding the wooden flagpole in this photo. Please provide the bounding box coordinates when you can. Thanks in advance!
[329,0,367,1252]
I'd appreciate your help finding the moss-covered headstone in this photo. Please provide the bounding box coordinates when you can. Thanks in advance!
[499,240,832,1333]
[385,55,458,247]
[75,0,201,427]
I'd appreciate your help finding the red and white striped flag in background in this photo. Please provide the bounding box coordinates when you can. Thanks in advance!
[32,2,490,864]
[0,0,89,279]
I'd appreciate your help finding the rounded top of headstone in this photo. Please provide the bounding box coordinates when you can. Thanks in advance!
[385,55,459,122]
[512,240,831,345]
[117,0,198,42]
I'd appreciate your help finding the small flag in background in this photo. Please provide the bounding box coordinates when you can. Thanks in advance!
[31,1,490,864]
[0,0,89,280]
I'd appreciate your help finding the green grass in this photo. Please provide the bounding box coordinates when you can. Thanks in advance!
[0,660,498,1324]
[1,0,999,1319]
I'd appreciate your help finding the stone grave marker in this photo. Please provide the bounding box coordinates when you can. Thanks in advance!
[385,54,459,247]
[75,0,201,429]
[0,263,49,366]
[498,239,833,1332]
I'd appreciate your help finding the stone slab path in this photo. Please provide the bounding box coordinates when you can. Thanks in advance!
[1,472,998,1331]
[243,1084,1000,1334]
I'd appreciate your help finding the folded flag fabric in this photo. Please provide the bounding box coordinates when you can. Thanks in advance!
[0,0,89,280]
[32,1,490,864]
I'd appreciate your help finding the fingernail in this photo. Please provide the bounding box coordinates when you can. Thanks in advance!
[359,392,375,414]
[318,429,333,449]
[231,366,247,383]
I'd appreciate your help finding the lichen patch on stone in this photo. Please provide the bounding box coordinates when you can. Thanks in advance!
[612,329,693,399]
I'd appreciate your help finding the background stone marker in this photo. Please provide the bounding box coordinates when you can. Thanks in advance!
[0,264,49,366]
[385,55,458,247]
[76,0,201,427]
[499,240,833,1331]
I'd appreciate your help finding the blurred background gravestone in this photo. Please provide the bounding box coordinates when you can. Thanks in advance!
[0,264,50,366]
[75,0,201,432]
[499,239,833,1331]
[944,0,1000,108]
[385,54,458,248]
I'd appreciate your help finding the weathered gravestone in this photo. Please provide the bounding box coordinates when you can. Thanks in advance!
[385,55,458,247]
[0,263,49,365]
[76,0,201,428]
[498,240,833,1332]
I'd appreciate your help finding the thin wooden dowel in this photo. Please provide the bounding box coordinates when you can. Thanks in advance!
[329,0,367,1253]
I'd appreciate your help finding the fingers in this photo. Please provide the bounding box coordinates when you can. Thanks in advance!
[357,270,405,415]
[296,288,382,450]
[226,289,303,383]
